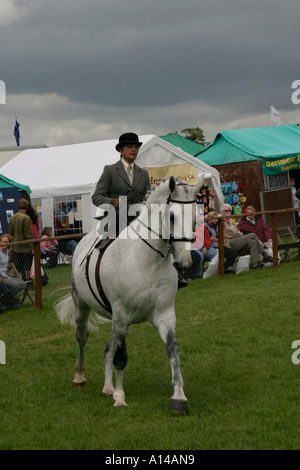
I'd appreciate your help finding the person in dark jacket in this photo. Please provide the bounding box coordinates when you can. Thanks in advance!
[92,132,187,288]
[8,198,34,281]
[92,132,151,237]
[237,205,272,249]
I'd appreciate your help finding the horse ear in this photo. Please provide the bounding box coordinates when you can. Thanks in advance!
[169,176,176,193]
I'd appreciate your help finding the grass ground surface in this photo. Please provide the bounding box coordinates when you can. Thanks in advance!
[0,261,300,450]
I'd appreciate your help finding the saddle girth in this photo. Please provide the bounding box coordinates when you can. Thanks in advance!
[85,238,114,314]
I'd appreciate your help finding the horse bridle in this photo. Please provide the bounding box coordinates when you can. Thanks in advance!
[130,192,196,259]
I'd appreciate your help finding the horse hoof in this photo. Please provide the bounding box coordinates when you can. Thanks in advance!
[169,398,189,414]
[72,380,86,389]
[113,401,128,407]
[103,384,115,395]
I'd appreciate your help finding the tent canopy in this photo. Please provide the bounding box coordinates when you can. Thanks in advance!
[196,124,300,175]
[160,134,205,156]
[0,145,48,169]
[0,174,31,193]
[0,135,221,204]
[0,135,222,232]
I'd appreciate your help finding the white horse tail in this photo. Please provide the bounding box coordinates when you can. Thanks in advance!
[55,294,77,328]
[55,294,111,331]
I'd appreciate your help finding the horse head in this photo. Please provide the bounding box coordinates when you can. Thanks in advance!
[166,176,204,271]
[141,175,207,270]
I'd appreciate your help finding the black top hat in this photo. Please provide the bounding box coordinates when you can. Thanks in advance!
[115,133,143,152]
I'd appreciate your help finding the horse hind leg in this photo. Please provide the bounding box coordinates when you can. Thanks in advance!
[113,335,128,407]
[73,300,91,388]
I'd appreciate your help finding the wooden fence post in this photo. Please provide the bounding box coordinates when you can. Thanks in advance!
[271,212,279,268]
[218,218,225,276]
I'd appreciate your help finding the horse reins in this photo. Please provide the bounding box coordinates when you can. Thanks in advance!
[130,193,196,259]
[130,222,172,259]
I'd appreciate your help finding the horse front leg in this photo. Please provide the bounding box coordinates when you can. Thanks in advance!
[103,337,115,396]
[156,320,189,414]
[103,325,129,407]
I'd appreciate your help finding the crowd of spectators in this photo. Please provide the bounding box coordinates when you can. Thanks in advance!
[1,176,299,310]
[184,176,300,279]
[184,200,296,280]
[0,194,78,313]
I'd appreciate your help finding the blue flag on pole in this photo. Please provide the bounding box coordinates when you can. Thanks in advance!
[14,119,20,146]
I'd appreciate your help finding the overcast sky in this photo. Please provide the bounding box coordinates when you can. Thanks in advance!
[0,0,300,148]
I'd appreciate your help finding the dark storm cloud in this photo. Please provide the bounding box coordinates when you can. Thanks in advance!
[1,0,299,110]
[0,0,299,146]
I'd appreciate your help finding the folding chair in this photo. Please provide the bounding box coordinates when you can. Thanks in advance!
[57,250,72,265]
[53,240,71,265]
[8,263,34,306]
[277,226,300,262]
[0,284,7,313]
[287,226,300,260]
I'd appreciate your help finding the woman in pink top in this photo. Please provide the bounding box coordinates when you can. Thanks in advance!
[41,227,59,269]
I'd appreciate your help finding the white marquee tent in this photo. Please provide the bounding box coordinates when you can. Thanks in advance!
[0,145,47,168]
[0,135,222,233]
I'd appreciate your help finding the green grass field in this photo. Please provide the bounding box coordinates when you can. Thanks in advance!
[0,261,300,450]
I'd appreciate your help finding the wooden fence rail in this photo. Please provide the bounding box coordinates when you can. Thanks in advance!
[2,207,300,308]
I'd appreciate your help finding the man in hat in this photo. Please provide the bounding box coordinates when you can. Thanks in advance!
[92,132,151,235]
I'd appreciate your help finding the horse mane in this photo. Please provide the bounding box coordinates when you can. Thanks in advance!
[144,177,189,206]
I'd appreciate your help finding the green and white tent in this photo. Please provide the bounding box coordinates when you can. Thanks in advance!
[160,134,205,156]
[196,124,300,176]
[0,174,31,193]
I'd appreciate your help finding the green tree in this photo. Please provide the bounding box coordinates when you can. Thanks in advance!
[180,127,208,146]
[167,127,209,146]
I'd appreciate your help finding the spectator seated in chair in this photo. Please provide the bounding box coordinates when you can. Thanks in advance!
[56,223,78,257]
[221,203,272,268]
[0,234,27,308]
[204,211,238,274]
[183,215,218,280]
[237,205,273,251]
[40,227,59,269]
